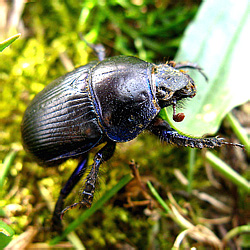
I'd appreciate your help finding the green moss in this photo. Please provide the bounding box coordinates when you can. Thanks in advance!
[2,1,247,249]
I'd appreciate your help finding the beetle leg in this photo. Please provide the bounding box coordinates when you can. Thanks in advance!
[51,154,89,232]
[80,141,116,205]
[88,43,106,61]
[79,33,106,61]
[60,141,116,218]
[148,117,244,149]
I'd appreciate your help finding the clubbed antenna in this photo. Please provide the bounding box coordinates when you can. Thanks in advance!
[170,61,208,82]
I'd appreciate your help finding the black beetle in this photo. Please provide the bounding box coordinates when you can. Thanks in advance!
[21,45,243,231]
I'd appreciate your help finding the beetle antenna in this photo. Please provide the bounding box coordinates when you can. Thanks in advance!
[174,62,208,82]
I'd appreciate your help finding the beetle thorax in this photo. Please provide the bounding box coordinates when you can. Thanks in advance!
[89,56,161,142]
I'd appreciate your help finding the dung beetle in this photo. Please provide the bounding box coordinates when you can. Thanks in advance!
[21,44,243,231]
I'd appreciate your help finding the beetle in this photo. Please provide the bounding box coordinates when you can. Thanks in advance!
[21,44,243,231]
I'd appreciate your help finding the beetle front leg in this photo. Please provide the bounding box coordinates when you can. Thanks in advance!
[51,154,89,232]
[60,141,116,217]
[148,117,244,149]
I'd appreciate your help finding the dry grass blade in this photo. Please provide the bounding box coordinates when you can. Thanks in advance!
[5,226,38,249]
[173,169,189,186]
[170,201,222,248]
[198,216,231,225]
[192,190,231,213]
[173,223,223,249]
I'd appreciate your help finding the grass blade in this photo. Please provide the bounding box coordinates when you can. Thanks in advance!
[205,151,249,192]
[0,34,21,52]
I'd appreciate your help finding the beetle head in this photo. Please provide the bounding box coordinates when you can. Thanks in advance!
[152,64,196,108]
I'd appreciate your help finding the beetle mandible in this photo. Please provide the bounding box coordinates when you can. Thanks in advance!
[21,44,243,231]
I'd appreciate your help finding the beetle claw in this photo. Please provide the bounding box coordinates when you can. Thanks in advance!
[60,202,80,219]
[60,199,92,220]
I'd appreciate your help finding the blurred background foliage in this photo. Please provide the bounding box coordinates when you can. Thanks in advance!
[0,0,248,249]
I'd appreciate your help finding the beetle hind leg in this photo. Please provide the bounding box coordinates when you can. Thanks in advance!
[79,34,106,61]
[51,154,89,232]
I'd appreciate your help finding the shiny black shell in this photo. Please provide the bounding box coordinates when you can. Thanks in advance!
[90,56,160,141]
[21,56,160,166]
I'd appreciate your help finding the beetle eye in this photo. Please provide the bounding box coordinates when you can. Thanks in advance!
[156,86,173,100]
[176,81,196,98]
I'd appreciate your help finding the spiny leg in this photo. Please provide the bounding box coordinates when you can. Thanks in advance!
[79,33,106,61]
[51,154,89,232]
[148,117,244,149]
[61,141,116,217]
[89,43,106,61]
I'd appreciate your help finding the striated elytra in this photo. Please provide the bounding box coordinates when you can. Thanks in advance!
[21,50,243,231]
